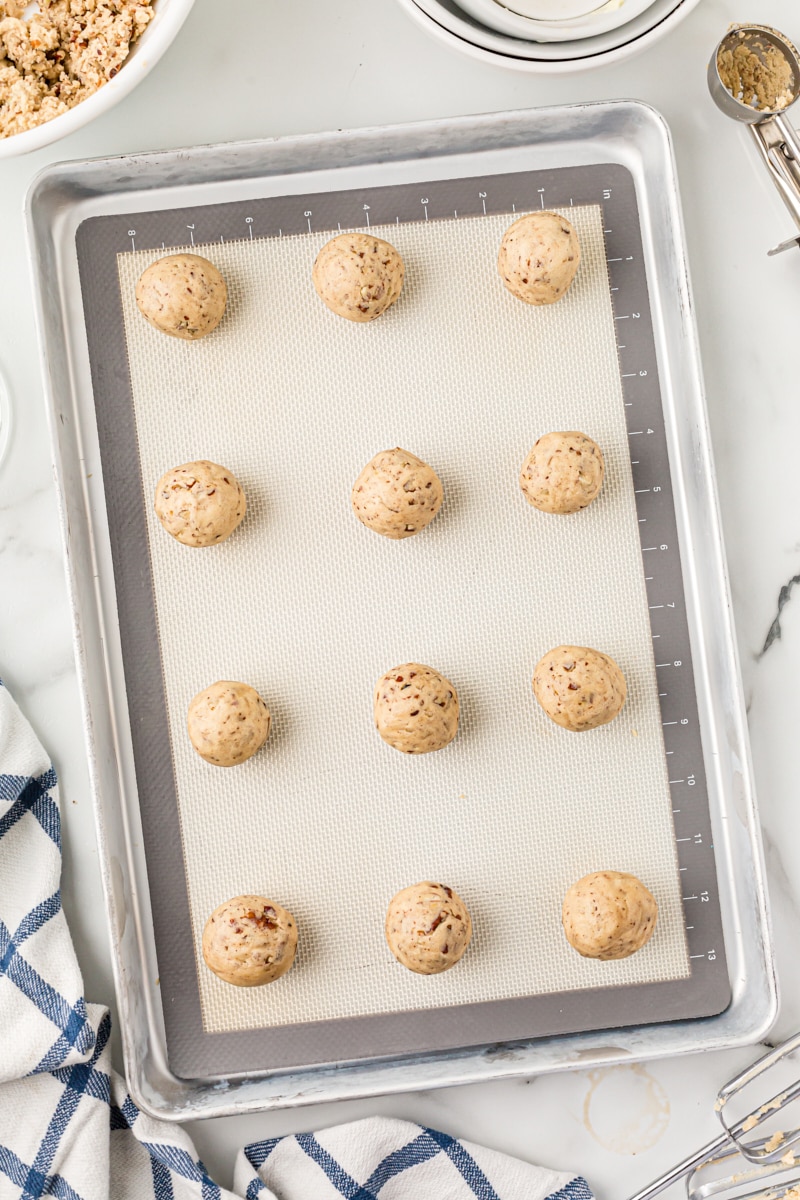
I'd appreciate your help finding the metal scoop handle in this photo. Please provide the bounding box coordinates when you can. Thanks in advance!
[749,115,800,254]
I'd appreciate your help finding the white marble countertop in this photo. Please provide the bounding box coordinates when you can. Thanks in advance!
[2,0,800,1193]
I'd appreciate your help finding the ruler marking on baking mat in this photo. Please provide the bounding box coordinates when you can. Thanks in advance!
[76,163,728,1080]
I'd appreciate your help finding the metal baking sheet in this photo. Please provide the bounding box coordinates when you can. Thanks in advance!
[26,102,775,1119]
[77,166,722,1074]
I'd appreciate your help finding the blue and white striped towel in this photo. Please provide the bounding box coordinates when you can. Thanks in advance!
[0,677,594,1200]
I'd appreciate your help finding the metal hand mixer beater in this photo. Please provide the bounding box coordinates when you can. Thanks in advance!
[708,24,800,256]
[626,1032,800,1200]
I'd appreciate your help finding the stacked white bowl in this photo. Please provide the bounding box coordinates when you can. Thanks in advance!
[396,0,703,71]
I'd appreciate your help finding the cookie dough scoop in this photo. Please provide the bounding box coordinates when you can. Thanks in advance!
[202,894,298,985]
[709,25,800,257]
[562,870,658,960]
[312,232,404,322]
[385,881,472,974]
[154,459,246,547]
[498,211,580,305]
[519,431,604,514]
[135,253,228,340]
[187,681,271,767]
[533,645,626,732]
[374,663,459,753]
[351,447,444,539]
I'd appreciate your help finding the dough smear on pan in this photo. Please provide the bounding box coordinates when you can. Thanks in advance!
[187,681,271,767]
[135,253,227,340]
[520,431,604,514]
[498,211,580,305]
[154,460,246,547]
[202,895,297,985]
[312,232,404,322]
[533,645,626,731]
[351,447,443,539]
[374,663,459,753]
[385,881,472,974]
[562,870,657,960]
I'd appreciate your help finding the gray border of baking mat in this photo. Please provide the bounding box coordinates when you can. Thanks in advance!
[76,162,729,1081]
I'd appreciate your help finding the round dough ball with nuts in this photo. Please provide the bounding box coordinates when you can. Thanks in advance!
[520,431,605,515]
[154,460,246,548]
[385,881,472,974]
[562,871,658,960]
[187,681,271,767]
[135,253,228,340]
[351,447,443,539]
[374,663,459,754]
[312,232,404,322]
[533,645,626,732]
[498,211,580,306]
[202,894,297,986]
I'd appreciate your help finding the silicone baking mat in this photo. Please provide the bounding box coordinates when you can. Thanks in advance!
[76,163,729,1079]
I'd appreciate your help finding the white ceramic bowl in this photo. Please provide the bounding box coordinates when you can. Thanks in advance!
[0,0,196,159]
[453,0,660,42]
[408,0,687,59]
[398,0,701,69]
[506,0,612,15]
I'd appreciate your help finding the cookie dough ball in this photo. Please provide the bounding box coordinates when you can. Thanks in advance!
[562,871,658,960]
[312,232,404,322]
[154,460,246,548]
[374,663,459,754]
[533,645,626,732]
[202,895,297,986]
[135,253,227,340]
[385,881,472,974]
[187,681,271,767]
[351,447,444,539]
[520,431,605,515]
[498,211,581,306]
